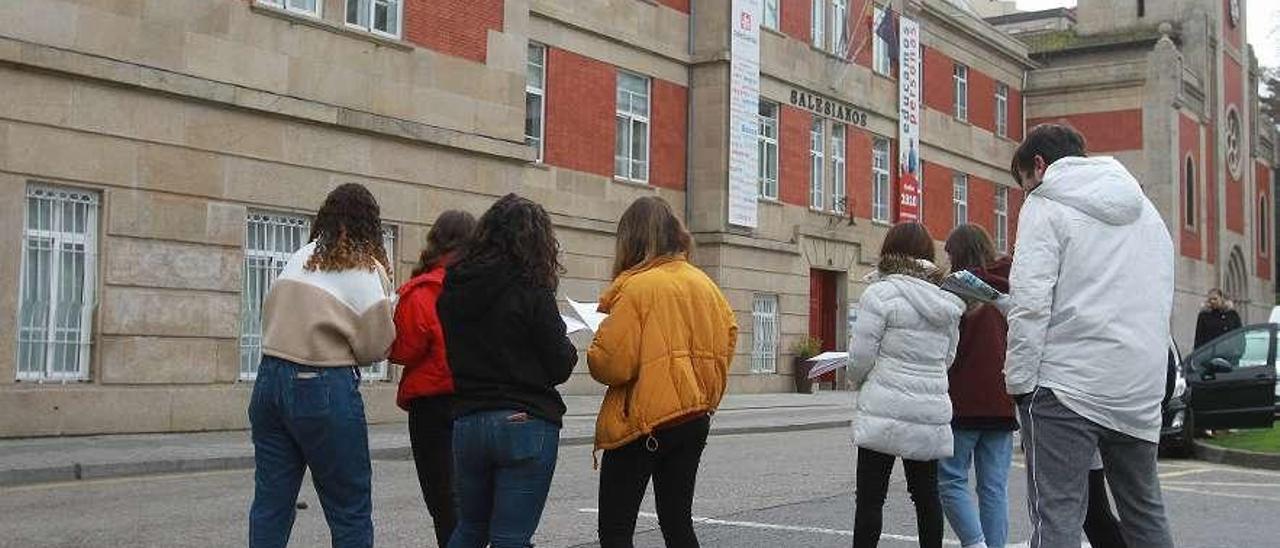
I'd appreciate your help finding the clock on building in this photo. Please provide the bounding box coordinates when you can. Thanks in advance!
[1226,106,1243,179]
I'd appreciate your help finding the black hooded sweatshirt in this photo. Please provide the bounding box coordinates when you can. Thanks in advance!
[436,258,578,425]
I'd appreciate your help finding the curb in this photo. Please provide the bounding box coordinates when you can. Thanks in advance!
[0,420,851,488]
[1192,440,1280,471]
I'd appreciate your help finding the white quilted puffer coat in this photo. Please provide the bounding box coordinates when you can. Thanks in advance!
[847,255,965,461]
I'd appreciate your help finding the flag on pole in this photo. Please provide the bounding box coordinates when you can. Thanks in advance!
[876,6,900,66]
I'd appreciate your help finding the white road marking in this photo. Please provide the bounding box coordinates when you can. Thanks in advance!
[1158,468,1217,479]
[1162,480,1280,488]
[1163,486,1280,503]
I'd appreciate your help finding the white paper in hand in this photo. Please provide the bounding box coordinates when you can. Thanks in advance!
[567,298,608,334]
[805,351,850,379]
[562,314,590,335]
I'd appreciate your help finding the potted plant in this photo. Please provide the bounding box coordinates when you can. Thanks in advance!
[790,336,823,394]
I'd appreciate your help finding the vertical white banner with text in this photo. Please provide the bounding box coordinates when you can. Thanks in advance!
[897,16,922,222]
[729,0,762,228]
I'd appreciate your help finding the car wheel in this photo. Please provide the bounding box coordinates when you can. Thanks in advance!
[1177,410,1196,456]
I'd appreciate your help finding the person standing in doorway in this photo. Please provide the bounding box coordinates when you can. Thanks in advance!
[248,183,396,548]
[848,222,966,548]
[589,196,738,548]
[437,194,578,548]
[1194,288,1242,350]
[938,224,1015,548]
[1005,124,1175,548]
[390,210,476,547]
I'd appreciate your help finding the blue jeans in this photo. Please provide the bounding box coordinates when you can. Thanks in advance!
[248,356,373,548]
[448,410,560,548]
[938,429,1013,548]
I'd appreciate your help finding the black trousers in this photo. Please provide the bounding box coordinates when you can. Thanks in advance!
[853,447,943,548]
[598,415,711,548]
[1083,468,1128,548]
[407,396,456,547]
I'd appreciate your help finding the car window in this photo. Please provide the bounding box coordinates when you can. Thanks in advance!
[1199,327,1272,369]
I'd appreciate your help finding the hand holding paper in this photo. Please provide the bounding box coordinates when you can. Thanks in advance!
[563,297,608,335]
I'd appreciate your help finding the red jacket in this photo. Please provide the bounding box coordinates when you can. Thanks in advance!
[391,264,454,410]
[948,257,1018,430]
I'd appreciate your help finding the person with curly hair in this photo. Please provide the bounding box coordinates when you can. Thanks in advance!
[248,183,396,548]
[436,193,578,548]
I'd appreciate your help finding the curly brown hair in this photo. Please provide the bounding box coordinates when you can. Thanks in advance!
[412,210,476,277]
[459,193,563,289]
[305,183,390,274]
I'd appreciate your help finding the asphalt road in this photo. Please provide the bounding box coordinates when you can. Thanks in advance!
[1,428,1277,547]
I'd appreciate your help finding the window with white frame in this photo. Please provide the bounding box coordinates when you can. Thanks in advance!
[615,72,651,183]
[953,172,968,227]
[832,124,847,214]
[240,212,393,381]
[810,118,826,210]
[872,7,892,76]
[953,63,968,121]
[995,186,1009,253]
[763,0,780,30]
[832,0,849,55]
[872,137,891,223]
[758,101,780,200]
[751,294,779,373]
[812,0,825,49]
[525,43,547,162]
[995,83,1009,137]
[260,0,320,17]
[16,184,98,382]
[345,0,402,37]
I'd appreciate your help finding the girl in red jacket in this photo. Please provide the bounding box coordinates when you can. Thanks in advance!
[390,210,476,548]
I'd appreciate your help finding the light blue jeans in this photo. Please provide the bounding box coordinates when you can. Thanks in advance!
[938,429,1014,548]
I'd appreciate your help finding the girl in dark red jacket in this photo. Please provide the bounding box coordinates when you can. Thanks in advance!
[390,210,476,548]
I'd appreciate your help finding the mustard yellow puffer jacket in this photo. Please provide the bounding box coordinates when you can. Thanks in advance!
[587,256,738,451]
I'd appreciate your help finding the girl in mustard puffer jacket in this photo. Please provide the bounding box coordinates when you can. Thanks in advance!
[588,196,738,548]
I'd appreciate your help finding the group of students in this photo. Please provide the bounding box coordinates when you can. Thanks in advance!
[847,123,1177,548]
[246,186,736,548]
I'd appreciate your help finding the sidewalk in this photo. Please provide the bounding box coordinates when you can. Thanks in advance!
[0,392,853,487]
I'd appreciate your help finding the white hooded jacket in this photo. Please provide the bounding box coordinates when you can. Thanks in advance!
[1005,156,1174,443]
[847,256,966,461]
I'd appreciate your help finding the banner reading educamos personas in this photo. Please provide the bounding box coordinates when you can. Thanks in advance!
[728,0,762,228]
[897,16,921,222]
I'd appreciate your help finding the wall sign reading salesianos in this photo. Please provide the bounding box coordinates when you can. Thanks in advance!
[789,89,869,127]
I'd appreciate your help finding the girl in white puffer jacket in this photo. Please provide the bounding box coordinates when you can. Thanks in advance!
[847,222,965,548]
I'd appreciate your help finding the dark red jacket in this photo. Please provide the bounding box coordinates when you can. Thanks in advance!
[391,264,454,410]
[948,257,1018,430]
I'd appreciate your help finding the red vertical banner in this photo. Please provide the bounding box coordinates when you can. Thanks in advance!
[897,15,922,222]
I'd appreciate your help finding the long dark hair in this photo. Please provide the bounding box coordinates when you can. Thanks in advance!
[412,210,476,277]
[612,196,693,277]
[305,183,389,273]
[945,224,997,273]
[460,193,563,289]
[880,222,935,262]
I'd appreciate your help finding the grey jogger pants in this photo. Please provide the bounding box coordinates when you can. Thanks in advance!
[1016,387,1174,548]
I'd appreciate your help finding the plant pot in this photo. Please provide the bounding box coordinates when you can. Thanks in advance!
[793,358,815,394]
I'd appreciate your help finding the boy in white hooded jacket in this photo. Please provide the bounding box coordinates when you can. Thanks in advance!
[1005,124,1175,548]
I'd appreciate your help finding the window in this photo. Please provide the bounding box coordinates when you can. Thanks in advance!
[812,0,825,49]
[1260,196,1269,256]
[872,7,892,76]
[16,184,98,381]
[758,101,780,200]
[345,0,401,37]
[240,212,394,380]
[832,0,849,55]
[995,83,1009,137]
[995,186,1009,253]
[751,294,780,373]
[525,43,547,162]
[953,172,968,227]
[615,72,651,183]
[832,124,847,214]
[872,138,892,223]
[261,0,320,17]
[953,64,968,121]
[810,118,826,210]
[1185,157,1196,228]
[763,0,780,30]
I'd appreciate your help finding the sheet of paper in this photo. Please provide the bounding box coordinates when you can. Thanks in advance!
[567,298,608,334]
[562,314,589,335]
[806,351,849,379]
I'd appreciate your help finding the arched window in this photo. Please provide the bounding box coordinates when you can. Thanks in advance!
[1184,156,1196,228]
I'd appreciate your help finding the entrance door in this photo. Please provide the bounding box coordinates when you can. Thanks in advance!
[809,269,839,384]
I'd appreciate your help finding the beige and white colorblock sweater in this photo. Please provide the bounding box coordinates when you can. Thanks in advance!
[261,242,396,367]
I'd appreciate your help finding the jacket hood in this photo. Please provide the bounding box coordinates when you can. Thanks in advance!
[442,259,517,318]
[876,255,964,327]
[968,256,1011,294]
[1036,156,1146,226]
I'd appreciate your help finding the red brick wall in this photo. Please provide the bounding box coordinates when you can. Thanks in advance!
[1179,113,1202,259]
[543,48,614,178]
[1225,55,1245,234]
[780,106,812,206]
[1028,109,1143,153]
[404,0,504,63]
[920,161,953,239]
[969,176,995,235]
[1008,186,1024,251]
[923,46,953,115]
[1207,126,1218,264]
[849,128,874,219]
[781,0,811,41]
[1224,0,1243,50]
[655,0,690,13]
[651,79,688,190]
[969,70,996,134]
[1008,85,1023,142]
[1257,161,1272,280]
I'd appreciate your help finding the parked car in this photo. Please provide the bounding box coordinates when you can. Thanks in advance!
[1162,323,1279,455]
